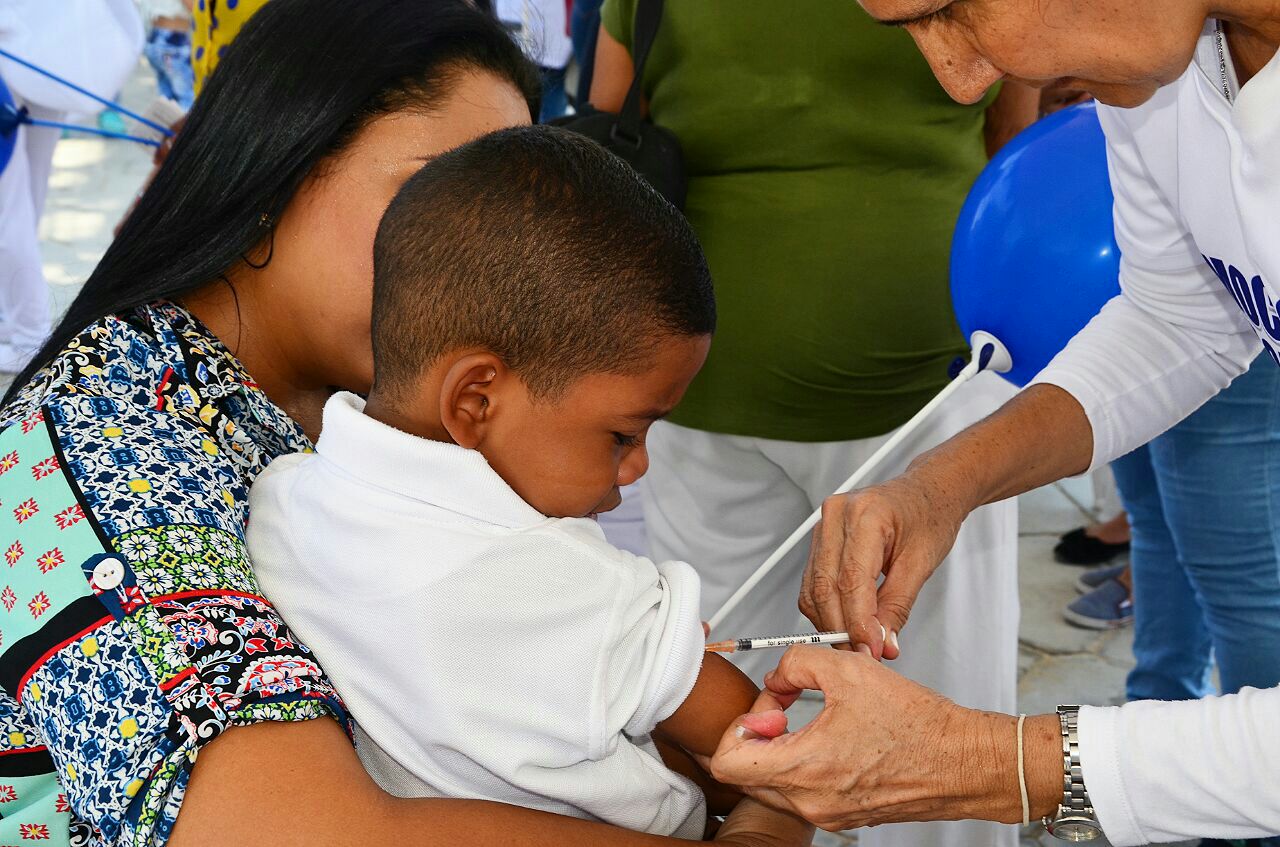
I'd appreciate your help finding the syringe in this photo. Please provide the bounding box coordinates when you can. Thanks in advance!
[704,630,852,653]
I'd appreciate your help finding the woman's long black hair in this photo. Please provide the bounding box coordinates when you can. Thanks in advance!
[5,0,539,402]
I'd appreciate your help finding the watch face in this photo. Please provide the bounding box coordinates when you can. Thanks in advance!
[1049,817,1103,842]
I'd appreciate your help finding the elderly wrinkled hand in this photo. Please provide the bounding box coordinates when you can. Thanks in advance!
[799,471,969,660]
[709,646,1039,832]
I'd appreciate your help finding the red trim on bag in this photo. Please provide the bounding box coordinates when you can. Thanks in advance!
[158,666,197,692]
[150,589,268,605]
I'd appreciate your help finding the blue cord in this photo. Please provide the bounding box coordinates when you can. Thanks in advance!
[22,116,160,147]
[0,47,174,137]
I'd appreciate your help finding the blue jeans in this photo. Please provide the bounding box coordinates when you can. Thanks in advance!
[539,65,568,123]
[1112,355,1280,702]
[144,28,195,110]
[1112,356,1280,845]
[570,0,605,104]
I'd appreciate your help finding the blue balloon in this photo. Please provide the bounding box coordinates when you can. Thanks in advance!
[0,74,17,179]
[950,102,1121,387]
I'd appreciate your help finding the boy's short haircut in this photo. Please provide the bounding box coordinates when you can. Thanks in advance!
[370,124,715,402]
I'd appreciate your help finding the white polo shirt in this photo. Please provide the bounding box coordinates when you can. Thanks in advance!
[1031,21,1280,846]
[246,392,706,838]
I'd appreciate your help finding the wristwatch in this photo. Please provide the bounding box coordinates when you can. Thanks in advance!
[1043,706,1104,842]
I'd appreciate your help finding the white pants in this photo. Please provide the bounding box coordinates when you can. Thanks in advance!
[0,96,57,371]
[644,372,1020,847]
[1090,464,1123,521]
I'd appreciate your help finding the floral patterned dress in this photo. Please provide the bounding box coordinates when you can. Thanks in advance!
[0,303,348,845]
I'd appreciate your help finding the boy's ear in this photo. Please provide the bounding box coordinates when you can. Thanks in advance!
[439,352,504,449]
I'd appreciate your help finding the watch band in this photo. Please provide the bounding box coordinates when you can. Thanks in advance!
[1057,705,1093,816]
[1043,706,1102,840]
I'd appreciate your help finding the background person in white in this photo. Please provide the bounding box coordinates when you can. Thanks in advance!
[0,0,141,372]
[707,0,1280,844]
[494,0,572,120]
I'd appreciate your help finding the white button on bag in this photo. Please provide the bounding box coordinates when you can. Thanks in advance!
[92,557,125,590]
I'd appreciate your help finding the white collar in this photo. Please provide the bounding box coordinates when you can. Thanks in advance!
[314,391,548,530]
[1195,19,1242,103]
[1194,18,1280,107]
[1188,18,1280,156]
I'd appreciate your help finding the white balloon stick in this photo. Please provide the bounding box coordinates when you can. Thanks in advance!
[706,332,1011,633]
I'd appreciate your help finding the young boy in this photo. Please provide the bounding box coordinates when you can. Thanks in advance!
[246,126,777,838]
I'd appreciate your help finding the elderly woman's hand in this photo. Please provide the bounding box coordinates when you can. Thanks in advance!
[799,387,1095,660]
[800,469,969,659]
[709,647,1061,832]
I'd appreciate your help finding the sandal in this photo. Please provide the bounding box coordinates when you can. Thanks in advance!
[1054,527,1130,566]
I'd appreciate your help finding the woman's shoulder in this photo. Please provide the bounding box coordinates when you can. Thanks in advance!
[0,302,308,540]
[5,303,248,424]
[0,304,344,845]
[3,312,143,427]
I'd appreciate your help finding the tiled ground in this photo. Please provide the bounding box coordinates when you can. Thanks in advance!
[32,62,1152,847]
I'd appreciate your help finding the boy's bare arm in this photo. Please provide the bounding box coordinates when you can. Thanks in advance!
[655,652,765,816]
[660,653,760,759]
[652,729,743,816]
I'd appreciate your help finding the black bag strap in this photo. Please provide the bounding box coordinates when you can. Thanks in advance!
[614,0,663,145]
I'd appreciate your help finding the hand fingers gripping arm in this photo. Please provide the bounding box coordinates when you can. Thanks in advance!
[710,647,1063,832]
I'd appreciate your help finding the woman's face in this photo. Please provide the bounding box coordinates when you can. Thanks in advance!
[858,0,1209,107]
[270,69,532,394]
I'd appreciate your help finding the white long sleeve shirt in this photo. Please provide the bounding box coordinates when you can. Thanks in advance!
[1030,20,1280,846]
[246,393,706,838]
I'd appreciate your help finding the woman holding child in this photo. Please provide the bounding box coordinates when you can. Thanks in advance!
[0,1,809,844]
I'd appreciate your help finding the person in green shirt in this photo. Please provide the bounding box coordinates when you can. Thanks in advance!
[591,5,1037,846]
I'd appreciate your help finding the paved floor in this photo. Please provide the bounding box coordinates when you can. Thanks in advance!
[33,63,1148,847]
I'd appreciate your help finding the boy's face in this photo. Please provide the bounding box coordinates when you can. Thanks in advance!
[482,335,711,519]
